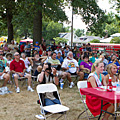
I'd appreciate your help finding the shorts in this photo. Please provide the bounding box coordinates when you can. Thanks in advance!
[57,71,64,77]
[12,72,27,78]
[68,72,77,75]
[0,73,5,80]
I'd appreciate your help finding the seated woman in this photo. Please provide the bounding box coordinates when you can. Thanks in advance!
[80,55,93,79]
[105,63,118,86]
[86,59,114,120]
[37,63,60,107]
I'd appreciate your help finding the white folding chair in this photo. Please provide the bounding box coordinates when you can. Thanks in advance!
[77,81,89,120]
[77,81,98,120]
[36,83,69,120]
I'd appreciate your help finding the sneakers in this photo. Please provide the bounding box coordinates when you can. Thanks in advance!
[16,87,20,93]
[69,82,74,88]
[16,87,34,93]
[27,87,34,92]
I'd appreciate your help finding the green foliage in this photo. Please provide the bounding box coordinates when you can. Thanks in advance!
[42,20,69,40]
[110,37,120,44]
[1,0,117,43]
[115,14,120,32]
[75,29,85,37]
[90,39,100,43]
[44,21,63,40]
[53,37,68,44]
[104,12,119,37]
[71,0,106,36]
[87,12,120,37]
[109,0,120,13]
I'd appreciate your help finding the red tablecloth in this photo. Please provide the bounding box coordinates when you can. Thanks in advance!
[80,87,120,103]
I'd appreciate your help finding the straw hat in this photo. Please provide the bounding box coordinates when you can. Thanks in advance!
[5,52,12,58]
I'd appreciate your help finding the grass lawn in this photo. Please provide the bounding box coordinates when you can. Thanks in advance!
[0,81,118,120]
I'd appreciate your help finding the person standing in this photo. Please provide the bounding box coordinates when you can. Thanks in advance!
[8,40,18,55]
[24,41,31,57]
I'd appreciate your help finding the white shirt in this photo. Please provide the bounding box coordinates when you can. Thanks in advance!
[20,58,30,68]
[62,58,78,73]
[44,56,51,63]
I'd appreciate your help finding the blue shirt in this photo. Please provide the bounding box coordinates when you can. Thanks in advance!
[56,56,63,64]
[90,57,98,63]
[108,61,120,66]
[34,45,40,51]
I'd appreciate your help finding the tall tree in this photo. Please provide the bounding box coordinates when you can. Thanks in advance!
[0,0,15,43]
[13,0,67,44]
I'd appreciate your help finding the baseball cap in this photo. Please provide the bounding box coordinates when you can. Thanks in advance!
[36,42,39,44]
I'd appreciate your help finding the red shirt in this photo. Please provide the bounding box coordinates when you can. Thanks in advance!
[10,59,26,72]
[39,49,43,55]
[20,44,24,52]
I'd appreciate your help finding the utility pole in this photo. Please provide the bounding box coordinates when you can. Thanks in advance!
[71,7,73,49]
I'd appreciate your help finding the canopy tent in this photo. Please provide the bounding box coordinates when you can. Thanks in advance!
[20,38,33,43]
[100,37,112,43]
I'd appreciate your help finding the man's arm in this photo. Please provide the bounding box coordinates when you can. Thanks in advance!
[52,68,59,85]
[37,64,47,82]
[28,57,33,66]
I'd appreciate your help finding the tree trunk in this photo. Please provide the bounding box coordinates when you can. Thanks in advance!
[6,8,13,43]
[24,29,28,39]
[33,10,42,45]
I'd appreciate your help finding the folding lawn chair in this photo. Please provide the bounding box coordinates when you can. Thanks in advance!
[36,83,69,120]
[11,71,28,89]
[77,81,98,120]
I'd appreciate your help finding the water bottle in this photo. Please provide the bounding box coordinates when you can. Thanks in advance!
[116,80,120,91]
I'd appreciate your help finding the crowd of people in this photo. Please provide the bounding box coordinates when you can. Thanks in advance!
[1,40,120,119]
[0,41,120,88]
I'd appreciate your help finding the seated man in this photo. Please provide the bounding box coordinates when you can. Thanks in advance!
[56,52,63,64]
[48,52,74,88]
[29,53,47,76]
[10,52,34,93]
[37,63,60,108]
[109,54,119,66]
[0,49,10,87]
[62,51,84,87]
[44,49,51,63]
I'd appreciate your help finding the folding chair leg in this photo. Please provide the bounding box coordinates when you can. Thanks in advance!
[56,112,67,120]
[81,98,90,120]
[56,114,63,120]
[77,108,88,119]
[64,112,67,120]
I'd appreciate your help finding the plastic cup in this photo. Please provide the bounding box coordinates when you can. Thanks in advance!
[60,83,64,89]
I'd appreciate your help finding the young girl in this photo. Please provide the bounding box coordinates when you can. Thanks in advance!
[105,63,118,86]
[86,59,114,120]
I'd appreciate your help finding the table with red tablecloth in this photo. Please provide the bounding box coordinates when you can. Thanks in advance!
[80,87,120,120]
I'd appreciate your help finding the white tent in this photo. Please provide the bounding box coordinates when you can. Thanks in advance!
[100,37,112,43]
[20,38,33,43]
